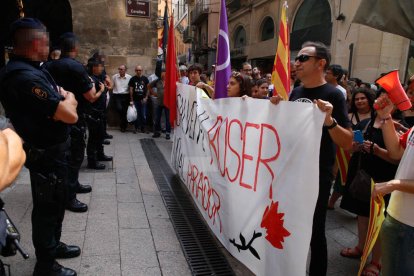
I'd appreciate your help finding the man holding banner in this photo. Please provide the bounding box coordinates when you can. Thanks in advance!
[372,94,414,276]
[273,41,353,275]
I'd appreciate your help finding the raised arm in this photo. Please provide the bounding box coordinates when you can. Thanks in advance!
[375,94,405,160]
[315,99,353,150]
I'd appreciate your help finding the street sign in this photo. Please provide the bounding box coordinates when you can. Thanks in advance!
[126,0,150,18]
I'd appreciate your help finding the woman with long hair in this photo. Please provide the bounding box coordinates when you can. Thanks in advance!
[227,72,252,98]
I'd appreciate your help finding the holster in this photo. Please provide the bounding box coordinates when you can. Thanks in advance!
[32,172,64,205]
[71,121,86,141]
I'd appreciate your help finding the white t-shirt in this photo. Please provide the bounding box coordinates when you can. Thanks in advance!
[112,73,132,94]
[336,85,347,100]
[387,127,414,227]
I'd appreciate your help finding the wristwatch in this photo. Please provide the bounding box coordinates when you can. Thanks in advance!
[325,118,337,129]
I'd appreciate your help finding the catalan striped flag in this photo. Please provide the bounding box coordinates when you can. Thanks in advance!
[271,1,290,100]
[336,147,351,186]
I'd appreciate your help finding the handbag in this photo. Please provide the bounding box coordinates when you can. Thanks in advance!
[348,120,372,202]
[348,166,372,202]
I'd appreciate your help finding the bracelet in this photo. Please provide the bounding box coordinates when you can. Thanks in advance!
[325,118,338,130]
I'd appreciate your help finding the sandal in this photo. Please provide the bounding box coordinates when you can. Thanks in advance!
[362,261,381,276]
[340,246,362,259]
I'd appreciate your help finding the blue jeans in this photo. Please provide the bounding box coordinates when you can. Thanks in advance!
[133,100,147,130]
[381,215,414,276]
[154,105,171,134]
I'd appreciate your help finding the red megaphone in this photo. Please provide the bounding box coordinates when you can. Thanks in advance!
[375,70,412,111]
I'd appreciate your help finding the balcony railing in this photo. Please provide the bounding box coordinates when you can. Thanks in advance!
[191,0,209,25]
[230,46,246,57]
[227,0,241,11]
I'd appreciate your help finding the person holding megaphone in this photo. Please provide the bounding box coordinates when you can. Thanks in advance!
[372,90,414,276]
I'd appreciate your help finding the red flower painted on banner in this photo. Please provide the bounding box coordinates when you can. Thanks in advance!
[260,201,291,249]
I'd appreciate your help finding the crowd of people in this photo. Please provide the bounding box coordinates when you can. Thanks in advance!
[0,16,413,276]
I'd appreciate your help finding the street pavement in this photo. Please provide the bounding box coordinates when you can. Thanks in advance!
[1,129,362,275]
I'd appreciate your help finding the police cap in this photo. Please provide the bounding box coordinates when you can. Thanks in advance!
[10,17,46,37]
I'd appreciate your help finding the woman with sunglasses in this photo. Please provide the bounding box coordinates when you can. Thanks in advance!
[227,72,252,97]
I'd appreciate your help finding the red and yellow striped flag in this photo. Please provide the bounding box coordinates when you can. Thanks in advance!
[336,147,351,185]
[271,1,290,100]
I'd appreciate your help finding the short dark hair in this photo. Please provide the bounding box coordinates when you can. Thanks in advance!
[188,63,203,74]
[59,32,78,54]
[328,64,344,82]
[302,41,331,70]
[255,78,268,87]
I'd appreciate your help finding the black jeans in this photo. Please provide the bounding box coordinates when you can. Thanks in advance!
[309,170,333,276]
[67,121,86,202]
[24,139,70,270]
[112,94,129,130]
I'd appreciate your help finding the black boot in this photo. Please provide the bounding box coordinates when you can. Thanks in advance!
[97,154,113,162]
[87,161,106,170]
[66,198,88,213]
[33,261,77,276]
[76,183,92,194]
[56,242,81,259]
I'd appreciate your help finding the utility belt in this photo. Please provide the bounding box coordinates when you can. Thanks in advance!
[83,108,104,123]
[23,137,70,170]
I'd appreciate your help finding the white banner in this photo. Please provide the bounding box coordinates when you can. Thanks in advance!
[172,84,325,275]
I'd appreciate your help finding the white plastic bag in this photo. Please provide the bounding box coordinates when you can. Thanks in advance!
[126,104,137,123]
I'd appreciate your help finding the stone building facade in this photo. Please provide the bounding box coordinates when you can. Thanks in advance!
[71,0,159,77]
[187,0,220,72]
[225,0,412,83]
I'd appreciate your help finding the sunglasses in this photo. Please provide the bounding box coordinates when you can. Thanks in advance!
[295,54,320,63]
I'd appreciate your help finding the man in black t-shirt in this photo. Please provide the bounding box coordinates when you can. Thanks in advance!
[128,65,149,133]
[271,41,353,276]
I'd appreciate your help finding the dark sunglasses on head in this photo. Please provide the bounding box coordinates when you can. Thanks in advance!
[232,71,241,77]
[295,54,320,63]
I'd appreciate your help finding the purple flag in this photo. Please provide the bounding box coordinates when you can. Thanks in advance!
[214,0,231,99]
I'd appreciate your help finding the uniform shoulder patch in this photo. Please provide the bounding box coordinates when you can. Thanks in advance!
[32,86,48,99]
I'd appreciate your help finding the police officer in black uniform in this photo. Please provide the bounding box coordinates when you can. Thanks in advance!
[86,58,113,169]
[0,18,79,276]
[44,32,98,213]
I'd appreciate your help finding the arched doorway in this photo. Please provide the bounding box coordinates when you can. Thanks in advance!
[291,0,332,51]
[0,0,73,67]
[24,0,73,47]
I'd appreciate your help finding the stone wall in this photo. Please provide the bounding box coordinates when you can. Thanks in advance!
[70,0,159,127]
[70,0,158,77]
